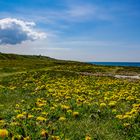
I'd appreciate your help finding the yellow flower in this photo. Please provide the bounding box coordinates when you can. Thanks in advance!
[0,120,5,125]
[123,123,130,127]
[51,135,60,140]
[32,107,42,111]
[123,114,132,119]
[116,115,124,120]
[28,114,34,119]
[59,117,66,121]
[41,112,48,115]
[72,112,79,117]
[36,116,47,122]
[15,104,20,108]
[0,129,8,138]
[41,129,48,137]
[112,109,117,114]
[100,103,106,108]
[23,136,30,140]
[108,101,117,107]
[67,109,72,114]
[22,112,27,115]
[16,114,25,119]
[36,102,46,107]
[61,105,70,110]
[12,135,22,140]
[50,107,55,110]
[85,135,91,140]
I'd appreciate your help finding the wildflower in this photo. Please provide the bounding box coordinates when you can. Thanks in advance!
[41,112,48,115]
[72,112,79,118]
[28,114,34,119]
[126,96,134,101]
[12,135,22,140]
[108,101,117,107]
[22,112,27,115]
[41,129,48,138]
[116,115,124,120]
[23,136,30,140]
[123,114,132,119]
[0,129,8,138]
[112,109,117,114]
[51,135,60,140]
[32,107,42,111]
[16,114,25,119]
[36,102,46,107]
[85,135,91,140]
[36,116,47,122]
[61,105,70,110]
[15,104,20,108]
[100,103,106,108]
[59,117,66,121]
[123,123,130,127]
[132,103,140,108]
[67,109,72,114]
[50,107,55,110]
[0,120,5,125]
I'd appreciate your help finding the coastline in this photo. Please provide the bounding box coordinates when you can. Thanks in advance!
[88,62,140,67]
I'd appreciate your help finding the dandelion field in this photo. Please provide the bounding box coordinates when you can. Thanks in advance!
[0,53,140,140]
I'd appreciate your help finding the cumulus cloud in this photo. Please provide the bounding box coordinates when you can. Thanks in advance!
[0,18,46,45]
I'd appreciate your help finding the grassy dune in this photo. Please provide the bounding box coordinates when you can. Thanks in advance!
[0,53,140,140]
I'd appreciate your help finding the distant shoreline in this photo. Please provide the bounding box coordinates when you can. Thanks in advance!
[88,62,140,67]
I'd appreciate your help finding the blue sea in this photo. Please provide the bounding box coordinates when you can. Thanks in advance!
[88,62,140,67]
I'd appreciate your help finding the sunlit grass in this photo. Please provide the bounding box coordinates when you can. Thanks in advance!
[0,53,140,139]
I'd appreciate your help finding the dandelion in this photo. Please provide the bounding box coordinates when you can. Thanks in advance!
[50,107,55,110]
[12,135,22,140]
[36,116,47,122]
[116,115,124,120]
[15,104,20,108]
[0,129,8,138]
[41,129,48,138]
[112,109,117,114]
[23,136,30,140]
[123,123,130,127]
[67,109,72,114]
[61,105,70,110]
[85,135,91,140]
[28,114,34,119]
[0,120,5,125]
[72,112,79,118]
[51,135,60,140]
[100,103,106,108]
[108,101,117,107]
[41,112,48,115]
[59,117,66,121]
[16,114,25,119]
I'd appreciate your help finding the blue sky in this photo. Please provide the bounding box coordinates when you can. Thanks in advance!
[0,0,140,61]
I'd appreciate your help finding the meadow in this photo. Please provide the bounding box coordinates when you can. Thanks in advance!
[0,53,140,140]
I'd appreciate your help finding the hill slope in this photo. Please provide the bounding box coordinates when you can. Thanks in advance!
[0,53,140,139]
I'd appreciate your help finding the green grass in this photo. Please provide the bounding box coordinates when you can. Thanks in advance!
[0,53,140,140]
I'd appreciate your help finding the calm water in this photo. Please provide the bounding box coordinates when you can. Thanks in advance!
[88,62,140,67]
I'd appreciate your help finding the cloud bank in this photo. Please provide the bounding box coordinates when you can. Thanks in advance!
[0,18,46,45]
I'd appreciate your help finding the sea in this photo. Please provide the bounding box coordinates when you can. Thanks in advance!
[88,62,140,67]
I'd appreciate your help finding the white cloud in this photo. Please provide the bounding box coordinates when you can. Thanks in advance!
[0,18,46,45]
